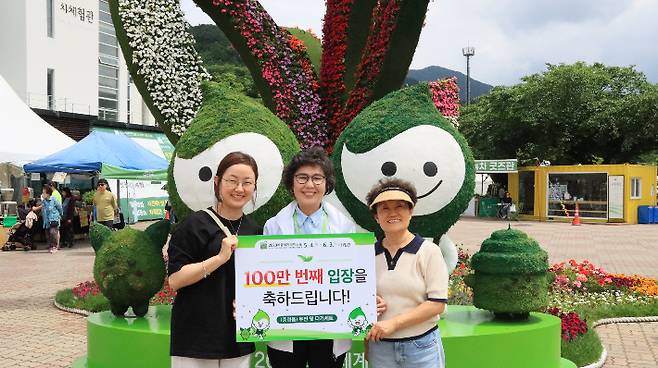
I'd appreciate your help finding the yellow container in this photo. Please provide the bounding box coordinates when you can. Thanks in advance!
[0,226,8,245]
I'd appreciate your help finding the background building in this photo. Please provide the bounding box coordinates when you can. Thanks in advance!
[509,164,657,224]
[0,0,156,136]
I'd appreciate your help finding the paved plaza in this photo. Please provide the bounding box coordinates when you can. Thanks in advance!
[0,218,656,367]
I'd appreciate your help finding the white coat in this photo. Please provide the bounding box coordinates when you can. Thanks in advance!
[263,200,356,356]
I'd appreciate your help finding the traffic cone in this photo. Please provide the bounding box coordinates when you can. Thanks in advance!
[572,203,581,226]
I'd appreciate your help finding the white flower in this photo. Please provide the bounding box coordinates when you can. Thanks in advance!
[117,0,211,136]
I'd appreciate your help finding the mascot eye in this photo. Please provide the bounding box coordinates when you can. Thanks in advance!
[423,162,438,177]
[381,161,397,176]
[198,166,213,182]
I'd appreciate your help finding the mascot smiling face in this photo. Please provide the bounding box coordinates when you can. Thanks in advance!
[168,83,300,224]
[333,83,475,238]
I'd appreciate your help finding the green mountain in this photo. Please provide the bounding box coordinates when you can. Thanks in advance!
[406,66,493,102]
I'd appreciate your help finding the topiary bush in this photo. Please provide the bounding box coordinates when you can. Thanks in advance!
[91,221,170,317]
[465,228,551,319]
[167,82,300,225]
[333,82,475,239]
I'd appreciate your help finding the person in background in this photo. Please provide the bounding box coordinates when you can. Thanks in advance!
[33,184,63,253]
[365,178,448,368]
[93,179,117,229]
[60,188,76,248]
[500,191,514,219]
[49,181,62,204]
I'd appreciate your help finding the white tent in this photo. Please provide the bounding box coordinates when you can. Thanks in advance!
[0,75,75,165]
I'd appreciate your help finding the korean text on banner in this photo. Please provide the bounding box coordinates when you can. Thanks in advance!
[235,233,377,342]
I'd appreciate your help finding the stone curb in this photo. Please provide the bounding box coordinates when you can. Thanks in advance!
[53,300,92,317]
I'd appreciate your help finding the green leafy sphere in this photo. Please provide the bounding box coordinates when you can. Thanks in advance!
[332,83,475,238]
[91,221,170,317]
[466,228,551,318]
[168,82,300,225]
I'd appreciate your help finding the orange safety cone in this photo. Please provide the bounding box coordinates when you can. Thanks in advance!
[572,203,581,226]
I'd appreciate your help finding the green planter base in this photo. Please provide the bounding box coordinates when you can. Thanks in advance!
[72,305,575,368]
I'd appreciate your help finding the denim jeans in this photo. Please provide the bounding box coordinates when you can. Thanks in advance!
[367,329,445,368]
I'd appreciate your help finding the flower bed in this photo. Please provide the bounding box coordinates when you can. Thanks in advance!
[55,280,177,313]
[448,254,658,366]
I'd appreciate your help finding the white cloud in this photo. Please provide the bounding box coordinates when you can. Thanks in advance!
[180,0,658,86]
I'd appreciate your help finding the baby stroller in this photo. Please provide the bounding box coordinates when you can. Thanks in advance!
[2,203,39,251]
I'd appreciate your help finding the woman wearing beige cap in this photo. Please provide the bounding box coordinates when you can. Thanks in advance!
[365,178,448,368]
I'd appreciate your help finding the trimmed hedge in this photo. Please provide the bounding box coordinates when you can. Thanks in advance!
[467,273,551,314]
[466,229,551,316]
[472,229,549,274]
[92,222,169,317]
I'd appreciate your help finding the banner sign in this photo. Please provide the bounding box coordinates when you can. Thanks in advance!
[112,180,167,223]
[608,175,624,220]
[92,127,174,160]
[235,233,377,342]
[475,159,518,173]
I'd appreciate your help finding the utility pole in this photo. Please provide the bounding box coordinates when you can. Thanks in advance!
[462,46,475,105]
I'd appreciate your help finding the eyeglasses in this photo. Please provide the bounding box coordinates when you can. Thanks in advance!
[222,178,255,190]
[294,174,326,185]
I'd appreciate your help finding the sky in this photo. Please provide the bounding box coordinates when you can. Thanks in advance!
[180,0,658,86]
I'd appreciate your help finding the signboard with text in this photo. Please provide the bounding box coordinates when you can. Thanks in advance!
[475,159,518,173]
[235,233,377,342]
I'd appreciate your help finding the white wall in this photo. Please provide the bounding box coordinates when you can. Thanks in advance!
[1,0,157,126]
[0,2,28,100]
[25,0,98,115]
[128,83,156,126]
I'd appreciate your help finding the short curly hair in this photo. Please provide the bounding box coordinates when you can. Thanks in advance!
[365,178,418,214]
[283,147,336,195]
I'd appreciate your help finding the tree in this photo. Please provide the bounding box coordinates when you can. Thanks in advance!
[459,62,658,164]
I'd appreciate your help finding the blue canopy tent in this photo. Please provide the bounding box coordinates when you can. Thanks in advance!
[24,130,169,224]
[23,130,167,173]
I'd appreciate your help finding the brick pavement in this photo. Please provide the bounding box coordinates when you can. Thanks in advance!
[0,218,656,367]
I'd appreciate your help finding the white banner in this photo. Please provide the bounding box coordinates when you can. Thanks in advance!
[234,233,377,342]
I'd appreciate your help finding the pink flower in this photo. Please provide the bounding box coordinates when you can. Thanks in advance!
[576,273,588,282]
[573,280,582,288]
[556,275,569,285]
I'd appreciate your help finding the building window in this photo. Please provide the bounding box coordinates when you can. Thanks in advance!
[547,173,608,219]
[127,74,132,124]
[631,177,641,199]
[47,68,55,110]
[47,0,54,37]
[98,0,119,121]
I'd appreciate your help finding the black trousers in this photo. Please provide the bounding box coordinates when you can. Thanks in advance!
[60,221,74,246]
[99,220,113,229]
[267,340,346,368]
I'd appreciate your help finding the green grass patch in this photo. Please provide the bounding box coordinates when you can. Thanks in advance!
[561,328,603,367]
[575,299,658,321]
[561,299,658,366]
[55,288,110,313]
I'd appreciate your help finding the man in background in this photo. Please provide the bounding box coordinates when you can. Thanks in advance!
[93,179,117,229]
